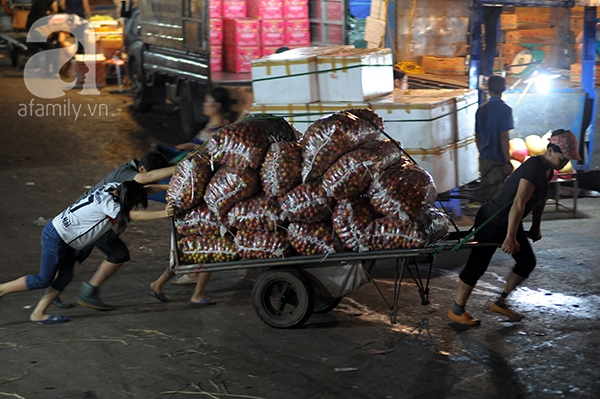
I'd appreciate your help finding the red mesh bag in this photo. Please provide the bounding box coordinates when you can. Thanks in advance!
[280,180,335,223]
[227,193,284,231]
[368,216,429,250]
[235,229,292,259]
[204,166,260,216]
[287,222,346,255]
[260,140,302,197]
[178,234,239,264]
[166,149,214,211]
[332,197,379,252]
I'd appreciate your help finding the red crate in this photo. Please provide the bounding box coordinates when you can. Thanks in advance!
[285,19,310,46]
[210,19,224,45]
[224,18,260,47]
[261,19,285,46]
[225,45,261,73]
[210,0,223,18]
[326,1,343,20]
[247,0,283,20]
[223,0,247,18]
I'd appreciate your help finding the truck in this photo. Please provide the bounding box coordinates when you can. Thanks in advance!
[121,0,211,138]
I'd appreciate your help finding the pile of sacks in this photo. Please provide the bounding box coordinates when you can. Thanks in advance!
[167,109,450,264]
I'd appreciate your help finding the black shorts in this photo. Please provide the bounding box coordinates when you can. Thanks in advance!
[75,229,130,264]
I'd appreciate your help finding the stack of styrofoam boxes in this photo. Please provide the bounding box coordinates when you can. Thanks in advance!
[367,89,478,194]
[210,0,224,72]
[250,46,354,133]
[284,0,310,49]
[452,89,479,187]
[364,0,386,48]
[248,0,285,57]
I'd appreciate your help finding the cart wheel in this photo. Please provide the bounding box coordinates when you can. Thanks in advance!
[252,268,315,329]
[313,296,342,314]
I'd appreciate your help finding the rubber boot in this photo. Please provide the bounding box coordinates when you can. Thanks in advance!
[40,289,74,309]
[77,282,114,310]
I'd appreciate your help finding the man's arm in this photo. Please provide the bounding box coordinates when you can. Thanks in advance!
[134,166,176,185]
[129,203,174,221]
[500,130,513,175]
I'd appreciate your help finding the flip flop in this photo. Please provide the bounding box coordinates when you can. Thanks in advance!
[35,315,69,325]
[149,291,169,303]
[191,297,216,306]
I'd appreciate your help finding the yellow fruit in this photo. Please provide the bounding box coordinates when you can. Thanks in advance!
[559,160,574,174]
[526,134,547,156]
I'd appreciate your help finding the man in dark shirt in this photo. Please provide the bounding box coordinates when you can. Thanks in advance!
[476,76,514,200]
[448,129,581,326]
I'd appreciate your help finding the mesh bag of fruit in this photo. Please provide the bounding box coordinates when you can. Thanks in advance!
[322,139,403,199]
[175,202,228,237]
[260,140,303,197]
[166,149,214,211]
[287,222,346,256]
[204,166,261,216]
[300,108,384,183]
[332,197,379,252]
[234,229,292,259]
[280,180,335,223]
[227,193,284,231]
[178,234,240,264]
[422,208,451,242]
[368,160,437,222]
[207,115,297,170]
[367,216,429,250]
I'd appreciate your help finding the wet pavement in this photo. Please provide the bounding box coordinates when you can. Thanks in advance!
[1,51,600,399]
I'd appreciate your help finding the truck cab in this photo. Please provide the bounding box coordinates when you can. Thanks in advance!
[123,0,210,138]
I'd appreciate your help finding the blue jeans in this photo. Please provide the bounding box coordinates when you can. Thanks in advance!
[26,221,75,292]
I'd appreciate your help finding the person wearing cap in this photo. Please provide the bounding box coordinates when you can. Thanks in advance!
[448,129,581,326]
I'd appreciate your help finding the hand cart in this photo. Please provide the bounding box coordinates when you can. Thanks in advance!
[169,224,480,329]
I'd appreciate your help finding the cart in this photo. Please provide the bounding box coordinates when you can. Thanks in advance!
[169,224,479,329]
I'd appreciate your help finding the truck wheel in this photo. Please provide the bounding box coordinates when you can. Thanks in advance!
[313,296,343,314]
[130,59,151,112]
[179,83,203,138]
[252,268,315,329]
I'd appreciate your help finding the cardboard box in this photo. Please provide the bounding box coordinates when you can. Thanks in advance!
[370,0,387,21]
[261,20,285,46]
[251,45,354,104]
[247,0,283,20]
[210,19,224,45]
[570,62,600,83]
[507,27,557,44]
[421,56,466,75]
[285,19,310,46]
[223,0,247,18]
[316,48,394,102]
[224,18,260,47]
[225,45,261,73]
[210,0,223,18]
[364,16,386,46]
[283,0,308,19]
[500,12,551,30]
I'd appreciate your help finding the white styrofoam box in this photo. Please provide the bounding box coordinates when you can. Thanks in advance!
[316,48,394,102]
[404,144,457,194]
[306,101,370,123]
[368,91,457,149]
[249,103,312,135]
[454,89,478,141]
[251,45,354,105]
[455,136,480,187]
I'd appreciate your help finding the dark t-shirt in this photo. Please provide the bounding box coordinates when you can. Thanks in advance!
[480,156,551,227]
[475,97,514,163]
[26,0,56,30]
[78,159,139,201]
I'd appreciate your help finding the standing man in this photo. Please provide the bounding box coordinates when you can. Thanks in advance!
[476,75,514,200]
[51,151,175,310]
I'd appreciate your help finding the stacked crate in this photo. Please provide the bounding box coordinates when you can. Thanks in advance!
[210,0,225,72]
[364,0,387,48]
[500,7,554,71]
